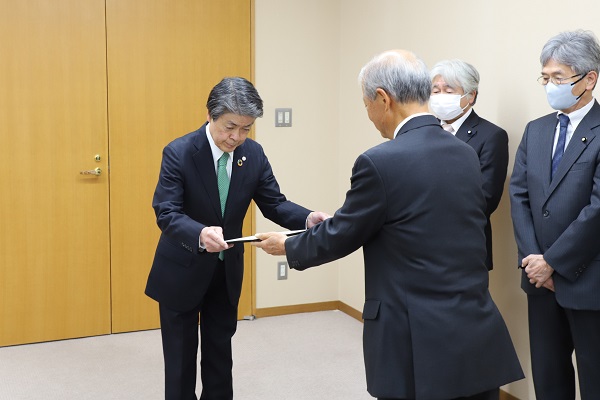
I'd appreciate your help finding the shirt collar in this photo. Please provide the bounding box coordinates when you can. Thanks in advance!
[441,108,473,133]
[560,97,595,127]
[394,113,433,138]
[206,123,233,165]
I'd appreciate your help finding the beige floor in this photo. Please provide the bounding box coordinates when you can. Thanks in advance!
[0,310,370,399]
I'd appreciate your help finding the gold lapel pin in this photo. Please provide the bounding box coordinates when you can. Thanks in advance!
[237,156,246,167]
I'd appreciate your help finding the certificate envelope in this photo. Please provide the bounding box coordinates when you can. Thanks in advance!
[225,229,306,244]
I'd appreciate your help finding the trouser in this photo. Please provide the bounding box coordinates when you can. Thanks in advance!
[159,262,238,400]
[528,293,600,400]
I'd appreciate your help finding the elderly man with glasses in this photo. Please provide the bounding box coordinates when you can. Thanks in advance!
[510,29,600,400]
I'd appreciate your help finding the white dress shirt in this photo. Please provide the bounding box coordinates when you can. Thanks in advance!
[440,108,473,136]
[206,123,233,178]
[553,98,595,155]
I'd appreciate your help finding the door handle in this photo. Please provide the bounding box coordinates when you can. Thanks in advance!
[80,167,102,176]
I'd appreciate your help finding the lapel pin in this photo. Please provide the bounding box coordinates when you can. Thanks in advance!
[237,156,246,167]
[582,137,587,143]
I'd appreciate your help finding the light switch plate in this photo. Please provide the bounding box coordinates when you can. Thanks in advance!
[275,108,292,127]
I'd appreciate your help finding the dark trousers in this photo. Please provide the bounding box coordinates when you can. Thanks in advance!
[378,387,499,400]
[528,293,600,400]
[159,262,238,400]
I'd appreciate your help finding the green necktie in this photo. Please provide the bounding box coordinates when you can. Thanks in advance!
[217,152,230,216]
[217,152,230,260]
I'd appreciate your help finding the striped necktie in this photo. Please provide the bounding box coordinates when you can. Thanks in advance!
[551,114,569,179]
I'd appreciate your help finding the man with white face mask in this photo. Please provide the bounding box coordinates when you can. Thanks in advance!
[510,29,600,400]
[429,60,509,271]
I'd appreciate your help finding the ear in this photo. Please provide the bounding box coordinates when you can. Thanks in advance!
[376,88,391,109]
[207,113,212,123]
[469,90,478,105]
[585,71,598,91]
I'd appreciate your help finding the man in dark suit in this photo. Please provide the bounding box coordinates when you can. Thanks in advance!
[510,30,600,400]
[145,77,328,400]
[254,50,523,400]
[429,59,509,270]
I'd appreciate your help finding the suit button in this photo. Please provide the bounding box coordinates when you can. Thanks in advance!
[543,210,550,217]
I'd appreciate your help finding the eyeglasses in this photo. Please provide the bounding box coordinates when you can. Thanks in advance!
[537,73,586,86]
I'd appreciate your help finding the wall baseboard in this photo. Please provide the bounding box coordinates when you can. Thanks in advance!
[254,301,520,400]
[335,300,363,321]
[254,300,341,319]
[255,300,363,321]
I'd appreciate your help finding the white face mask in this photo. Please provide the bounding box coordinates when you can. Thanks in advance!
[429,94,469,121]
[545,78,586,110]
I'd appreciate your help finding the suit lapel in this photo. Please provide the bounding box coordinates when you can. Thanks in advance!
[548,101,600,195]
[192,124,223,221]
[528,114,558,196]
[227,143,249,218]
[455,110,479,143]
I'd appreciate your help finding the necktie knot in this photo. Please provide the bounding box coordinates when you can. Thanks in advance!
[218,152,229,167]
[442,123,454,133]
[558,113,570,129]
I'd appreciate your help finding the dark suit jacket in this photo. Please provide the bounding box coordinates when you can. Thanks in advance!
[285,115,523,399]
[145,123,310,312]
[456,110,509,270]
[510,100,600,310]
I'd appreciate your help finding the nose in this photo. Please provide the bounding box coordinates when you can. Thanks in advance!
[229,129,241,141]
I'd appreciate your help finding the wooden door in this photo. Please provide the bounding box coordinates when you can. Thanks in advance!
[106,0,254,333]
[0,0,111,346]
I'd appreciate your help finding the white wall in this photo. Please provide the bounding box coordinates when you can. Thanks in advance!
[254,0,342,308]
[256,1,598,398]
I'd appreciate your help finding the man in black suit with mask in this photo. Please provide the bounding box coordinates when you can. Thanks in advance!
[429,59,509,271]
[510,30,600,400]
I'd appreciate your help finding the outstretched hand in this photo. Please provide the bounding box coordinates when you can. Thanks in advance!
[252,232,288,255]
[200,226,232,253]
[307,211,332,228]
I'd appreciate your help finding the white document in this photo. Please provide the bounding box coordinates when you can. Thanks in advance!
[225,229,306,244]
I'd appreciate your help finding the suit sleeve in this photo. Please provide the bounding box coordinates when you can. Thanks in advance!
[544,152,600,281]
[480,128,509,216]
[509,123,541,262]
[285,153,386,269]
[152,144,205,250]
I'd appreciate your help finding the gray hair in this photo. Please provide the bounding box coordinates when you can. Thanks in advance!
[430,59,480,104]
[540,30,600,74]
[206,77,264,120]
[358,50,431,104]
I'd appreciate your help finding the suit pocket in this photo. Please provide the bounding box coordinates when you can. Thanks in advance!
[362,299,381,320]
[155,238,194,268]
[569,161,590,171]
